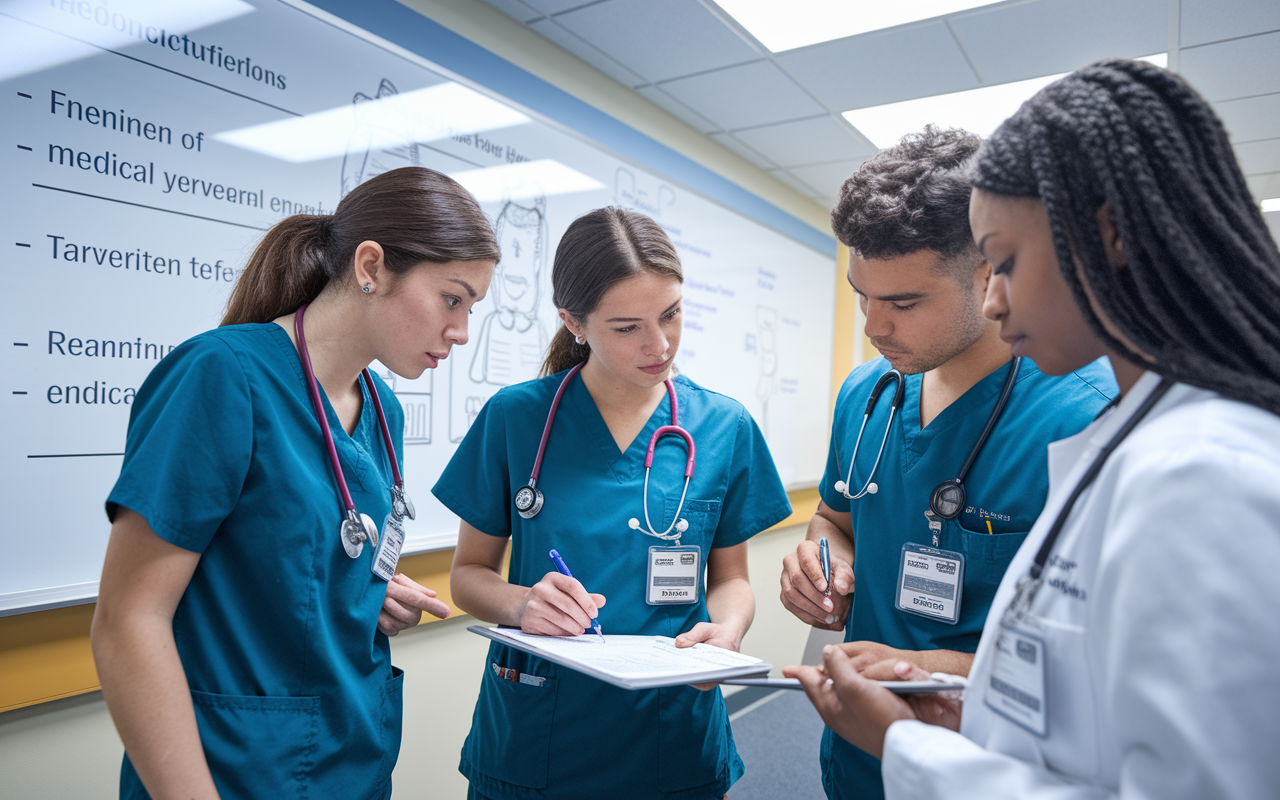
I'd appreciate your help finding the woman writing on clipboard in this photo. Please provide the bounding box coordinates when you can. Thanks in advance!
[438,207,793,799]
[786,59,1280,798]
[91,167,499,799]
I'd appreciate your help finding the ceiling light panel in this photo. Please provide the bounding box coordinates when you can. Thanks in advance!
[843,53,1166,150]
[713,0,1004,52]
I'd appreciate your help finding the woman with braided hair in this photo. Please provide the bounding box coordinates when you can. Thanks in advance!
[784,58,1280,798]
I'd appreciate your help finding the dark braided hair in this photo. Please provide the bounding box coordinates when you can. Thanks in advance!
[973,58,1280,414]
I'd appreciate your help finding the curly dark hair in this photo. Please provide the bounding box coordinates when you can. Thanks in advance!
[974,58,1280,414]
[831,125,982,268]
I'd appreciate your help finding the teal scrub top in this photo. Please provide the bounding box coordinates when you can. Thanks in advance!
[433,369,792,800]
[106,323,406,800]
[816,356,1117,800]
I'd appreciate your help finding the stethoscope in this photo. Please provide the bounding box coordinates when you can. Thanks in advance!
[513,363,697,542]
[295,304,415,559]
[1001,378,1172,630]
[834,357,1023,520]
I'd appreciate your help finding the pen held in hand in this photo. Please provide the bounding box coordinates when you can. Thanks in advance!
[819,537,832,597]
[548,549,605,643]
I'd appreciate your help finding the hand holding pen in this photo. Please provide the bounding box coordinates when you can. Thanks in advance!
[516,549,607,641]
[549,550,605,642]
[780,538,854,631]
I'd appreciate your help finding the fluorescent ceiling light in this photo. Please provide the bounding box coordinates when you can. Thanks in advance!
[0,0,254,82]
[449,160,604,204]
[714,0,1003,52]
[1263,198,1280,213]
[215,82,529,163]
[843,53,1168,150]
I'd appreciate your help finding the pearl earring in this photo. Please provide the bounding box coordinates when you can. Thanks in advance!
[575,335,586,345]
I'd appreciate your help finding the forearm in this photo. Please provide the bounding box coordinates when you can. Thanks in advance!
[806,509,854,565]
[450,561,530,627]
[901,649,975,677]
[706,575,755,648]
[92,614,219,800]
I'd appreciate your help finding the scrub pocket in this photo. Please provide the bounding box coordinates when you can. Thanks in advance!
[463,662,560,789]
[373,667,405,794]
[189,688,320,800]
[656,684,730,793]
[953,520,1029,604]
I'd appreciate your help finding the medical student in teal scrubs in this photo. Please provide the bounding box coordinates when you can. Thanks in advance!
[90,167,499,800]
[439,207,792,800]
[777,128,1117,800]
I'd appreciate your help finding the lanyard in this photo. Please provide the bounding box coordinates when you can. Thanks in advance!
[1001,377,1173,627]
[295,304,412,556]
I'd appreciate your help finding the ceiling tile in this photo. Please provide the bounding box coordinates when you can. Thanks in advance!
[778,22,978,112]
[635,85,721,134]
[787,159,869,203]
[1234,138,1280,176]
[480,0,545,23]
[1181,0,1280,47]
[1265,210,1280,245]
[1247,171,1280,200]
[523,0,597,14]
[553,0,761,83]
[1214,92,1280,142]
[950,0,1166,85]
[730,116,874,168]
[658,60,825,131]
[527,18,648,87]
[710,132,778,170]
[1180,31,1280,102]
[769,169,829,204]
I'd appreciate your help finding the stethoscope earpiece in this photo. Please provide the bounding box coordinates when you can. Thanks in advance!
[628,518,640,530]
[868,482,878,495]
[834,480,847,494]
[675,519,689,533]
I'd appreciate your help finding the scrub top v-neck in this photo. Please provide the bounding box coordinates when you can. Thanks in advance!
[816,355,1117,800]
[107,323,406,800]
[434,368,791,800]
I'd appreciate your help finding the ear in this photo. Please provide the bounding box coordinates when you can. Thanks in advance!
[1094,202,1126,268]
[558,308,584,338]
[974,258,993,294]
[351,241,386,291]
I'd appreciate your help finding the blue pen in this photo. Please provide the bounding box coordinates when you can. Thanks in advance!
[548,549,605,643]
[819,537,831,597]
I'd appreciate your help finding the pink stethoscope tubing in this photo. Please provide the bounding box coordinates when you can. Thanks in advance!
[295,304,412,555]
[516,364,696,540]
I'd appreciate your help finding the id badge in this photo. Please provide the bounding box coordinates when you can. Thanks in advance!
[646,545,701,605]
[371,514,405,582]
[895,543,965,624]
[984,627,1048,737]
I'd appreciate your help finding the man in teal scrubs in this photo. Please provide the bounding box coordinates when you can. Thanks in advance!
[779,127,1117,800]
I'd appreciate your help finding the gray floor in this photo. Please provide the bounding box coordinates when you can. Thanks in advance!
[728,688,827,800]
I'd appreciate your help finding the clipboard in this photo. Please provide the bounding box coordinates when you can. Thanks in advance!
[721,676,966,694]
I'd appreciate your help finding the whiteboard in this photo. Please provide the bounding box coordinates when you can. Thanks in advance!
[0,0,835,614]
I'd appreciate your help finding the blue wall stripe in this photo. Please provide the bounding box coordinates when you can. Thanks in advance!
[303,0,837,256]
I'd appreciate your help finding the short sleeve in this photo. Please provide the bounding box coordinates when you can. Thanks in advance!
[712,407,791,548]
[432,391,512,538]
[818,405,850,513]
[106,335,253,553]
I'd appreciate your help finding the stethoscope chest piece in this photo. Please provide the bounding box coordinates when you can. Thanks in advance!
[929,479,965,520]
[340,511,379,559]
[514,484,544,519]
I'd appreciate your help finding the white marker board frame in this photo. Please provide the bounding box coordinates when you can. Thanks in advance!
[0,0,836,615]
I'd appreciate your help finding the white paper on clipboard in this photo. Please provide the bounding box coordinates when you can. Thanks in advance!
[469,626,772,690]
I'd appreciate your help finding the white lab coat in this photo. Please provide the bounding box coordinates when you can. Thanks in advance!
[882,371,1280,799]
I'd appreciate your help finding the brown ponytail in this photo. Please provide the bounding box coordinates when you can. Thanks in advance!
[221,167,500,326]
[540,207,682,377]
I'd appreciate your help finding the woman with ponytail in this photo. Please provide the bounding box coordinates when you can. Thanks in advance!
[785,59,1280,799]
[91,167,500,800]
[436,207,791,799]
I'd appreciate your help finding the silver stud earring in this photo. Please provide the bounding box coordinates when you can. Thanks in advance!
[575,335,586,345]
[362,283,372,294]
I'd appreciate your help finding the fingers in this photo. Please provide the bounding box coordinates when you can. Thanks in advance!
[830,558,854,596]
[780,551,844,628]
[892,660,934,682]
[796,540,829,593]
[385,575,451,620]
[521,573,600,636]
[675,622,714,648]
